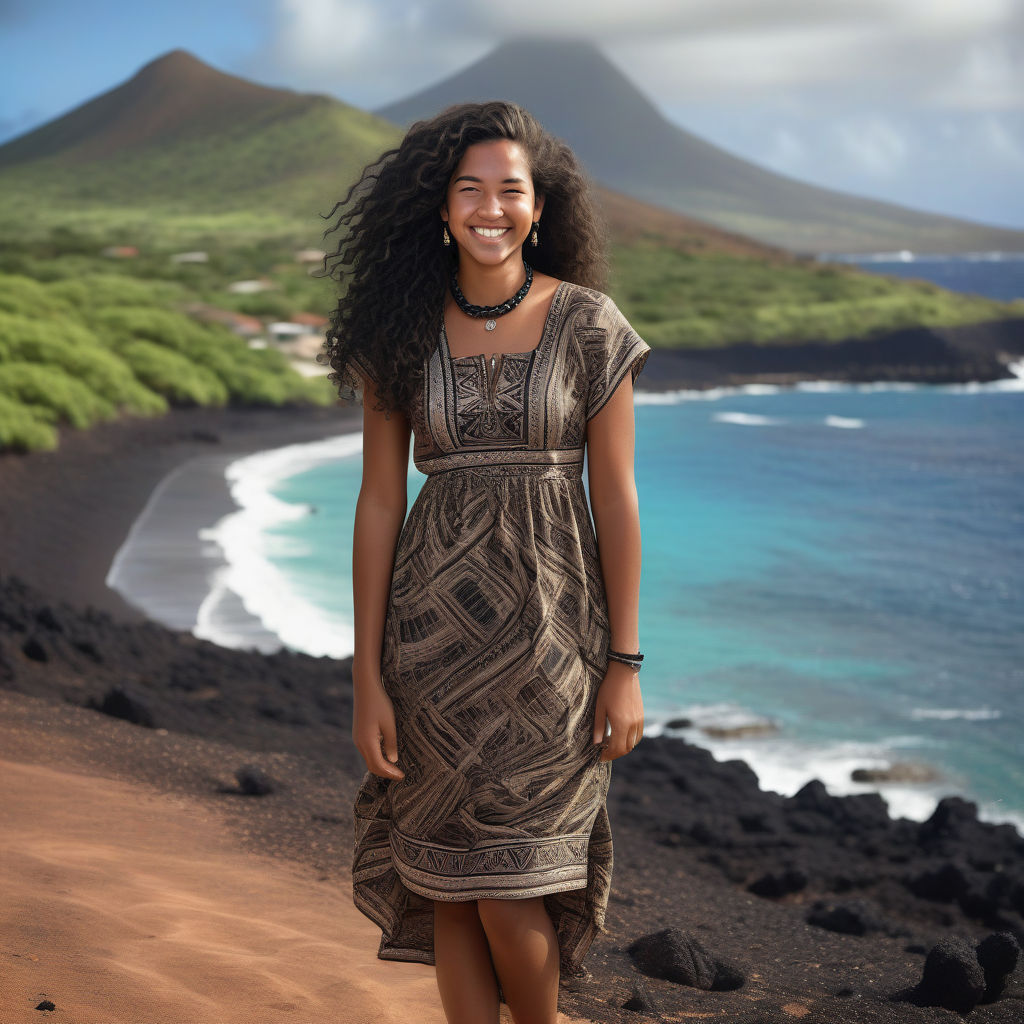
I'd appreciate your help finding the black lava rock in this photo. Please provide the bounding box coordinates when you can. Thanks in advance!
[918,796,981,848]
[22,635,48,662]
[235,764,275,796]
[976,930,1020,1002]
[663,717,692,729]
[35,605,64,632]
[911,937,986,1013]
[906,859,970,902]
[748,866,808,898]
[628,927,745,991]
[89,684,156,728]
[806,897,898,937]
[621,977,658,1012]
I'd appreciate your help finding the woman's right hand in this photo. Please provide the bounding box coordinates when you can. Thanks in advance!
[353,679,406,781]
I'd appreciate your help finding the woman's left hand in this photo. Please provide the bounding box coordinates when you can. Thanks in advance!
[592,661,644,762]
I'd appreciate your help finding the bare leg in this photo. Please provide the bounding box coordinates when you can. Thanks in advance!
[433,899,501,1024]
[476,896,559,1024]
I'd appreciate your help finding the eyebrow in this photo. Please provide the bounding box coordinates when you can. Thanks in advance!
[453,175,526,184]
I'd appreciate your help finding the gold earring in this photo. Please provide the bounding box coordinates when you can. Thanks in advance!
[530,221,539,247]
[442,223,451,247]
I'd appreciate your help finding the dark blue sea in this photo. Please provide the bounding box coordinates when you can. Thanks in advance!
[821,252,1024,302]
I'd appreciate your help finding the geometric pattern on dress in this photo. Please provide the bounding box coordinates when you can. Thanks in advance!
[350,282,651,976]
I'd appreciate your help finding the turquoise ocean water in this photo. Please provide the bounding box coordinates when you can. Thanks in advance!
[209,373,1024,832]
[177,256,1024,829]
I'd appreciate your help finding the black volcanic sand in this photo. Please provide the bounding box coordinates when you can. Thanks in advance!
[2,404,1023,1023]
[0,404,360,619]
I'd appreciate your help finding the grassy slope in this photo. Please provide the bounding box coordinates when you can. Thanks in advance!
[1,60,1021,453]
[609,241,1024,348]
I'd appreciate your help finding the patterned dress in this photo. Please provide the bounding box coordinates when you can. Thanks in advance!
[343,280,651,976]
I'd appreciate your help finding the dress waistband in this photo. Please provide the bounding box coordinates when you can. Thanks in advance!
[417,447,585,477]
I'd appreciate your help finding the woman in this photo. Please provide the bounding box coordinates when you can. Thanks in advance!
[321,100,649,1024]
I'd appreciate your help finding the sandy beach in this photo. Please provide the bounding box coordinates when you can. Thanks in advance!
[1,403,1022,1023]
[0,694,595,1024]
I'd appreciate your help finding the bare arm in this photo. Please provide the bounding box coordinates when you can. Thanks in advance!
[351,378,411,780]
[586,372,644,762]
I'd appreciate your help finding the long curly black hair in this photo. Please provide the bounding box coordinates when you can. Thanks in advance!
[317,100,609,417]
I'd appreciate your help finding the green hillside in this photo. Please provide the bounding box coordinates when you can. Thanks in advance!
[0,261,334,453]
[0,50,399,243]
[610,242,1023,348]
[1,49,1021,455]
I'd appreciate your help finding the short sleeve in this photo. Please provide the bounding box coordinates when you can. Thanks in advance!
[334,349,381,406]
[584,298,652,421]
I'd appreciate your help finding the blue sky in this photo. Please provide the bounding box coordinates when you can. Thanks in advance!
[2,0,1022,232]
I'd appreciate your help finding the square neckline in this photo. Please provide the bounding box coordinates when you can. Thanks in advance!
[442,279,568,363]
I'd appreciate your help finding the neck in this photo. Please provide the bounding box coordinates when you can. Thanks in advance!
[453,256,527,307]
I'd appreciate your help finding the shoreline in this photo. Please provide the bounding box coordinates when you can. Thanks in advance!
[105,434,367,656]
[99,367,1024,652]
[94,378,1024,836]
[0,404,361,620]
[3,401,1024,1020]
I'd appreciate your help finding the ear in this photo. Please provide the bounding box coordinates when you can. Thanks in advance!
[440,200,449,222]
[533,192,546,220]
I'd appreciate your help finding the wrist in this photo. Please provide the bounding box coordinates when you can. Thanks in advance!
[352,664,385,691]
[604,659,640,679]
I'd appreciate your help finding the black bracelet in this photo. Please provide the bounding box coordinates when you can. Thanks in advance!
[607,648,644,670]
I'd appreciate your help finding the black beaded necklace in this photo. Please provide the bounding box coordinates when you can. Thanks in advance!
[449,260,533,332]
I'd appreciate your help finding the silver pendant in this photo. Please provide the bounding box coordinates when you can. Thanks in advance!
[485,319,497,331]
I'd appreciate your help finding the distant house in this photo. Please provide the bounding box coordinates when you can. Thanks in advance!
[100,245,139,259]
[227,278,275,294]
[294,248,326,264]
[266,321,324,362]
[171,250,209,263]
[267,321,308,343]
[186,302,264,339]
[277,333,326,362]
[291,311,329,329]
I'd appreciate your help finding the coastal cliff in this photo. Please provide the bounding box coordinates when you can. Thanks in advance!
[641,318,1024,390]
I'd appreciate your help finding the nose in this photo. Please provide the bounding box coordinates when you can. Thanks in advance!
[477,190,504,218]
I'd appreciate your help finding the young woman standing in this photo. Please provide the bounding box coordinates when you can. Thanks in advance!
[322,100,650,1024]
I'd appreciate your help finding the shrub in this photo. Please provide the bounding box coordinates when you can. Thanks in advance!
[0,394,58,452]
[120,341,229,406]
[89,305,215,356]
[0,312,166,416]
[0,362,116,429]
[91,305,316,405]
[47,273,185,311]
[0,273,59,317]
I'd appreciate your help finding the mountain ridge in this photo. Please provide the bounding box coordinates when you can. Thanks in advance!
[0,49,329,170]
[0,49,788,260]
[376,38,1024,254]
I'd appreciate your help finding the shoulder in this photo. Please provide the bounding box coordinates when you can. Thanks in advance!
[558,281,638,337]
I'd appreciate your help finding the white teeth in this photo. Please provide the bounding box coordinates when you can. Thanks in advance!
[472,227,510,238]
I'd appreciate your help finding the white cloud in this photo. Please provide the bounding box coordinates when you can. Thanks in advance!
[237,0,1024,225]
[926,40,1023,111]
[251,0,1024,111]
[273,0,378,65]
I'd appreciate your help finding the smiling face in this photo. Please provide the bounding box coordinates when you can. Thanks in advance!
[440,139,545,270]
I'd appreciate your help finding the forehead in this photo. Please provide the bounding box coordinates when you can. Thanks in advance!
[450,139,531,180]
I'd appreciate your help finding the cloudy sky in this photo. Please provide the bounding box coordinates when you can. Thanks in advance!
[1,0,1022,230]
